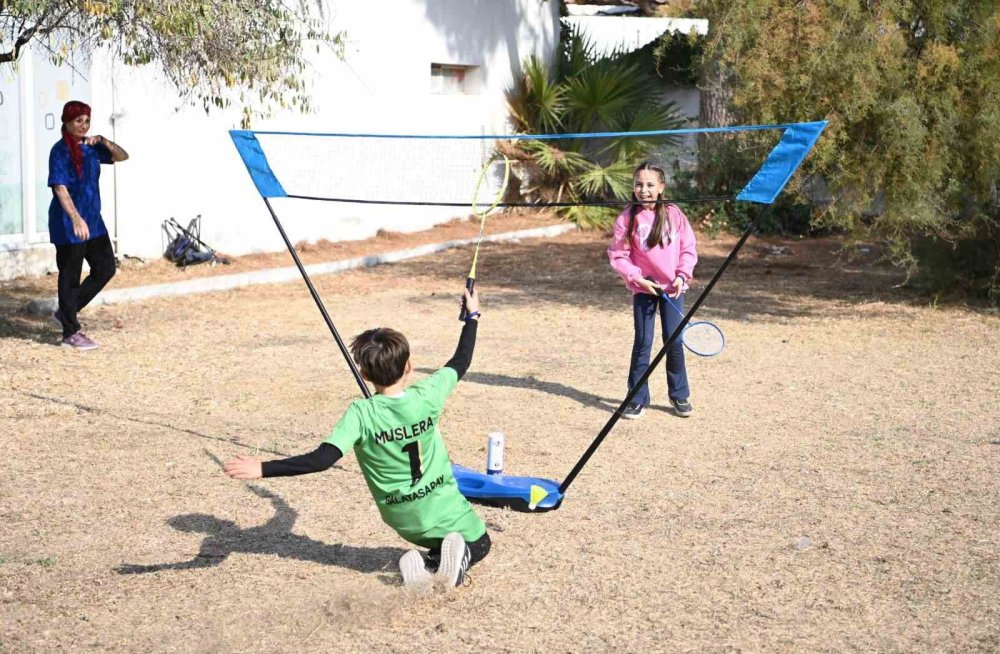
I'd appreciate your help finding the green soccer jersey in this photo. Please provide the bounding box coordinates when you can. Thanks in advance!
[325,367,486,548]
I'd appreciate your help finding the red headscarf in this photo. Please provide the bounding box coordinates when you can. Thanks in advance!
[61,101,92,178]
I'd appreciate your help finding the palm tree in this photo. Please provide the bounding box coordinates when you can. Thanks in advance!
[505,24,688,226]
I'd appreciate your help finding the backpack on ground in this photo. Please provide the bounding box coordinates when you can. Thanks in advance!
[162,216,229,268]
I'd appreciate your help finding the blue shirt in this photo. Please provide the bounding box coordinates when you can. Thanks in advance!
[48,139,114,245]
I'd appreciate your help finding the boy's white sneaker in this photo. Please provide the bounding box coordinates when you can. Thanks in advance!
[434,532,470,590]
[399,550,433,594]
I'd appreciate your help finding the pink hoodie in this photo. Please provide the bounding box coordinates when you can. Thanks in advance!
[607,204,698,294]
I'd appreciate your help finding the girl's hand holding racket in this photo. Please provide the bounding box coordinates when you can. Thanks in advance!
[637,278,661,296]
[665,276,685,298]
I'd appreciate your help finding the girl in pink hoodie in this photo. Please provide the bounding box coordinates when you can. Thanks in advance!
[608,162,698,419]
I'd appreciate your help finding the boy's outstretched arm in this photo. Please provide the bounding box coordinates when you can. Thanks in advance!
[444,288,480,380]
[223,443,344,479]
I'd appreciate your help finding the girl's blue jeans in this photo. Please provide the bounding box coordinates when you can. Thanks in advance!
[628,291,689,406]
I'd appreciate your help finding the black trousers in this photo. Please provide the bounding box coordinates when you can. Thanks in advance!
[54,235,116,337]
[426,531,492,570]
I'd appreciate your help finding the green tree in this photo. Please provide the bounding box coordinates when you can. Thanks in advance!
[506,24,687,226]
[0,0,342,126]
[660,0,1000,302]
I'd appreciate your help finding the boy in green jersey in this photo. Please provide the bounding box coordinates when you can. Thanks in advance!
[224,287,489,591]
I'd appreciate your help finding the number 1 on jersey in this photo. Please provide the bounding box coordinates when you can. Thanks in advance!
[402,441,423,487]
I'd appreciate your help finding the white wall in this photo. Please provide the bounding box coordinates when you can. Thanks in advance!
[87,0,560,261]
[0,44,94,278]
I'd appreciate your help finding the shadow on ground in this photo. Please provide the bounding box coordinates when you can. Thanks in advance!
[382,233,920,322]
[18,392,311,456]
[2,229,939,347]
[0,282,56,343]
[417,366,620,411]
[116,483,404,583]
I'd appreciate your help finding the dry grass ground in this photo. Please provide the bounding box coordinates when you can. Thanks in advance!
[1,217,998,653]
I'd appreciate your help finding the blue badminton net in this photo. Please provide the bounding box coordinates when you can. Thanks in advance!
[230,122,828,209]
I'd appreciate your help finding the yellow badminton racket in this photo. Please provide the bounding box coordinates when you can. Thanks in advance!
[459,153,511,320]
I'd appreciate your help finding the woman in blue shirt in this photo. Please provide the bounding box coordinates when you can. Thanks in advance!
[48,101,129,350]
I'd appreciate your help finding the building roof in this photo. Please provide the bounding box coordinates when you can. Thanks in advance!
[565,4,641,16]
[563,14,708,57]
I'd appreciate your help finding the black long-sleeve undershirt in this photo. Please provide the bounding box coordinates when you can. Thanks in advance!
[444,317,477,379]
[261,318,477,478]
[261,442,343,477]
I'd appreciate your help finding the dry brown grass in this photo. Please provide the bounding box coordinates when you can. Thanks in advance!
[2,221,998,653]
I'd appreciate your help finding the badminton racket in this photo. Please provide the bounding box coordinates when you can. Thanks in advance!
[657,287,726,357]
[459,153,511,320]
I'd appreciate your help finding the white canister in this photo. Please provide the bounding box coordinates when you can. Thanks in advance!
[486,432,505,475]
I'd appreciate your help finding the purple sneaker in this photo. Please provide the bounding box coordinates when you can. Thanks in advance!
[61,331,99,351]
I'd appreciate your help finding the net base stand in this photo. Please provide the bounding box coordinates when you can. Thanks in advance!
[452,464,564,512]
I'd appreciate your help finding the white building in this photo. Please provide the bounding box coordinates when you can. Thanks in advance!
[0,0,560,280]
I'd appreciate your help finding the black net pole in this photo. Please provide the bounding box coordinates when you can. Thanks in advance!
[558,203,776,495]
[263,198,371,399]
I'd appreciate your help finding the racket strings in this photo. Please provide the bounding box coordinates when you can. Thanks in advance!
[681,322,725,357]
[467,155,511,280]
[660,293,726,357]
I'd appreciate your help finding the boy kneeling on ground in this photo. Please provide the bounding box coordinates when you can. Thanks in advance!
[224,287,489,591]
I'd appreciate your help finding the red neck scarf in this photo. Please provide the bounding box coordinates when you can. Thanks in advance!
[61,101,92,178]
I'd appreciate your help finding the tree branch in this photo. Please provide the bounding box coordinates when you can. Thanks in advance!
[0,6,75,64]
[0,22,39,63]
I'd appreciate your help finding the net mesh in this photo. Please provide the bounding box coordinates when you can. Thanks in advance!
[243,129,787,209]
[257,133,492,204]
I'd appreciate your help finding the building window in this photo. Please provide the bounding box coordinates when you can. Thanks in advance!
[430,63,480,95]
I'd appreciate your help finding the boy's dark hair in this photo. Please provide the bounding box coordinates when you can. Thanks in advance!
[350,328,410,387]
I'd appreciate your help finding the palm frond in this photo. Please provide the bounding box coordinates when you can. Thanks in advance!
[522,140,590,176]
[603,101,689,160]
[562,204,619,228]
[564,60,650,132]
[572,160,634,199]
[558,22,598,80]
[507,56,565,133]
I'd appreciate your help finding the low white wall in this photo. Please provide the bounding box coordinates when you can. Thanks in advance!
[0,242,54,279]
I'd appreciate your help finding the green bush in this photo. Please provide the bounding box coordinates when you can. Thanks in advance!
[674,0,1000,304]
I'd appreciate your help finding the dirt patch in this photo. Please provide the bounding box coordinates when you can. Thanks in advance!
[0,210,563,339]
[1,219,998,652]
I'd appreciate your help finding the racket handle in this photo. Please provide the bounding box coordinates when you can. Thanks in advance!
[458,277,476,321]
[660,290,685,317]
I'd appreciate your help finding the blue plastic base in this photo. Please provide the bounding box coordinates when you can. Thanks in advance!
[452,464,564,512]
